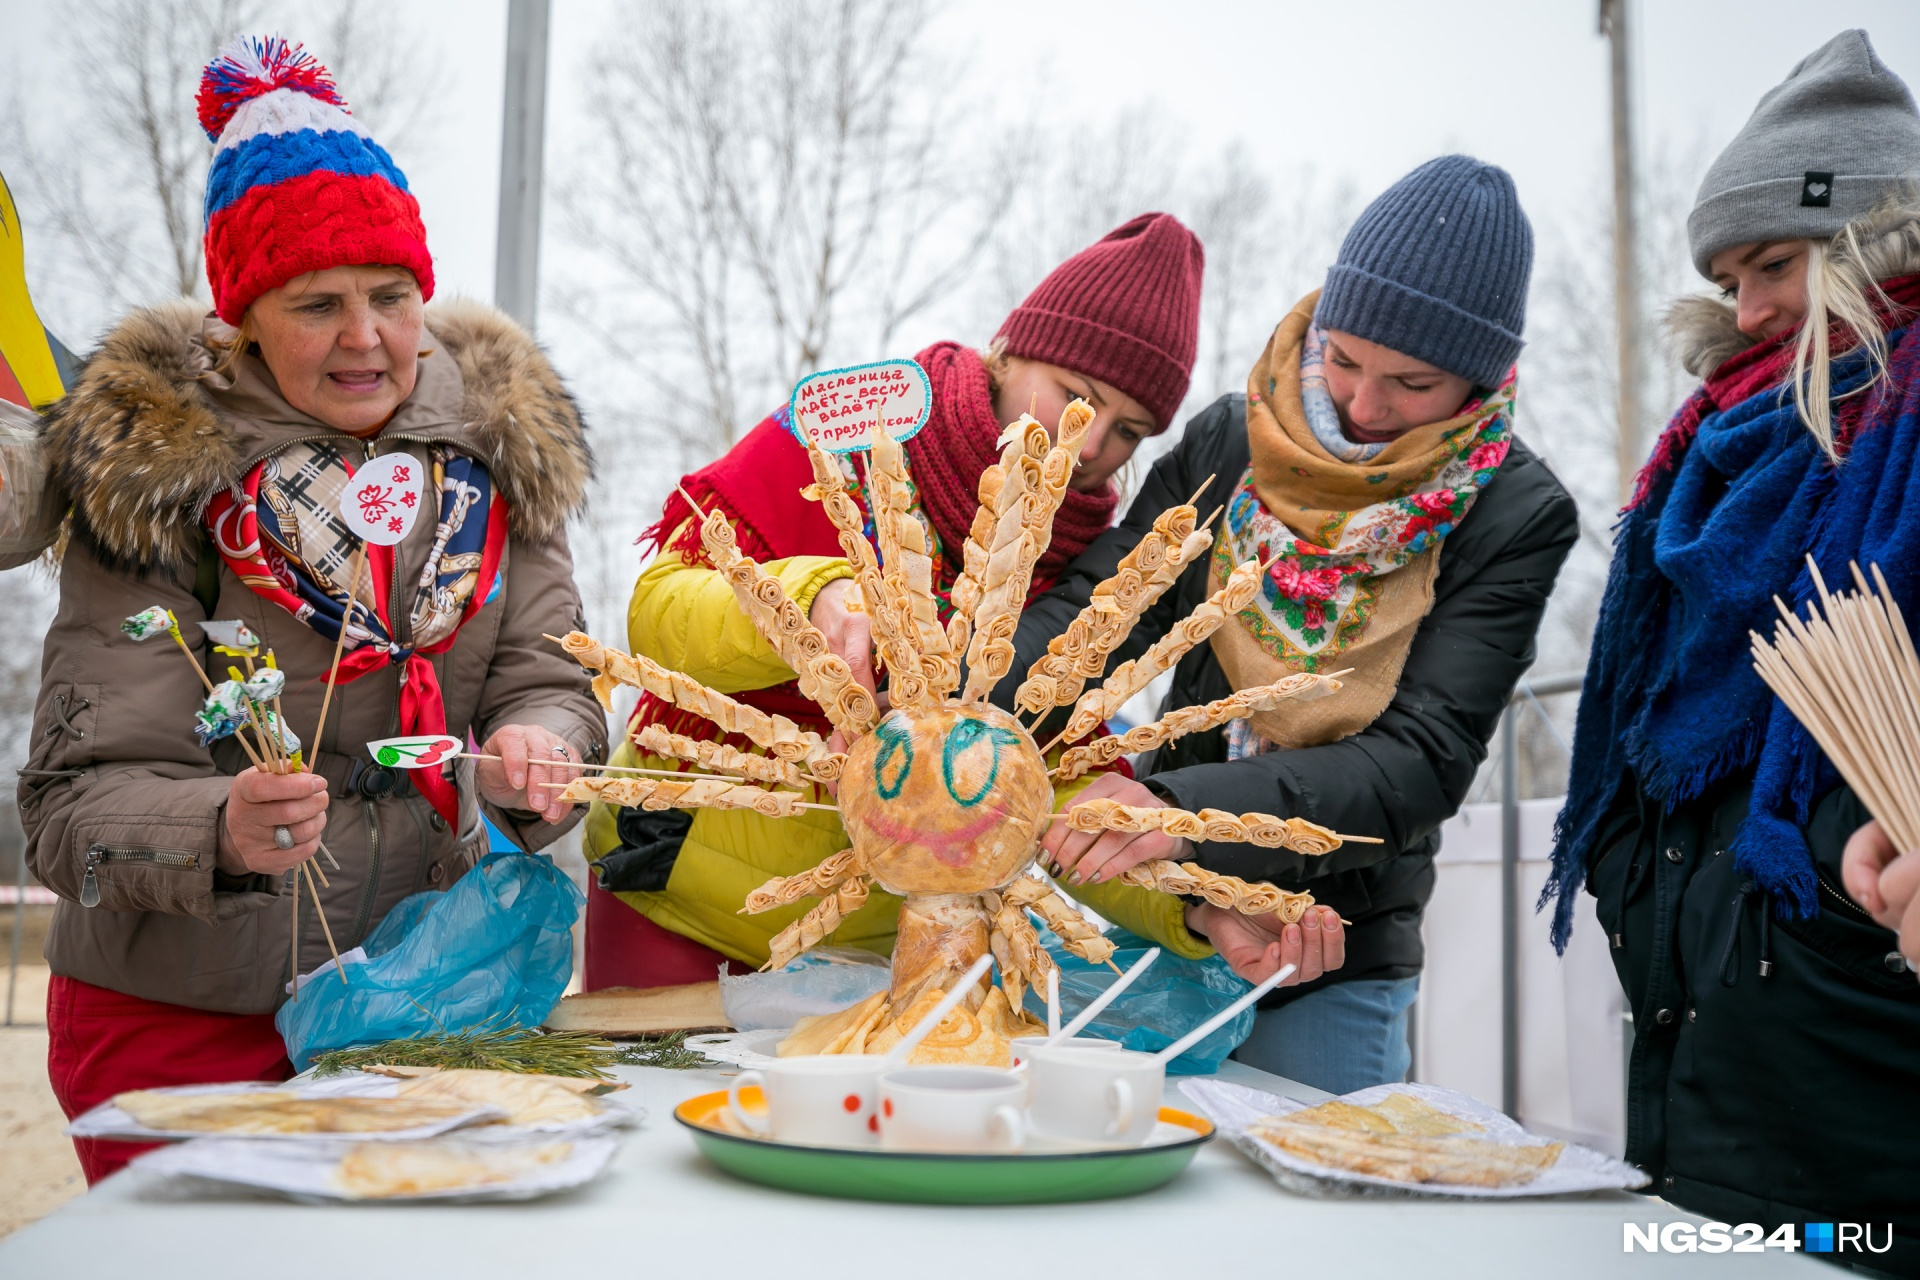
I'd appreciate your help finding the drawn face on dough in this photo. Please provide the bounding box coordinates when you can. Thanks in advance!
[839,704,1050,895]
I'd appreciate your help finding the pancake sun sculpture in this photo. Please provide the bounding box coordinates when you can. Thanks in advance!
[555,400,1360,1019]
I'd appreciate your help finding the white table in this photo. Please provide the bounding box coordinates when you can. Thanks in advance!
[0,1061,1820,1279]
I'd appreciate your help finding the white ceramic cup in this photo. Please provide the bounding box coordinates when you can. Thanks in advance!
[877,1065,1026,1153]
[1026,1044,1166,1146]
[1009,1035,1121,1070]
[727,1055,888,1147]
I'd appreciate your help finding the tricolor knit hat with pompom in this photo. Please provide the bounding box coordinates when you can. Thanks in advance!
[198,36,433,324]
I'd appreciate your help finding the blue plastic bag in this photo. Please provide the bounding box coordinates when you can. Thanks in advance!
[275,851,582,1068]
[1018,928,1257,1074]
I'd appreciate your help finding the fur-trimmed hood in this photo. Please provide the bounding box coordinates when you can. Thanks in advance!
[44,298,591,570]
[1665,193,1920,377]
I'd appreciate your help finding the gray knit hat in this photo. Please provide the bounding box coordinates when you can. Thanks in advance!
[1689,29,1920,278]
[1315,155,1532,389]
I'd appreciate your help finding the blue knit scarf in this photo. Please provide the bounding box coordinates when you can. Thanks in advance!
[1544,301,1920,950]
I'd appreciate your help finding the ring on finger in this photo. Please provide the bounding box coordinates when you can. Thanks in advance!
[273,825,294,850]
[549,745,570,759]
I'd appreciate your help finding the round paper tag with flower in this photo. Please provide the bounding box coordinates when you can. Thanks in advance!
[342,453,428,546]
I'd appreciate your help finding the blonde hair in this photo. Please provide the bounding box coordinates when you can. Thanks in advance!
[207,311,257,379]
[1790,232,1895,460]
[980,334,1012,395]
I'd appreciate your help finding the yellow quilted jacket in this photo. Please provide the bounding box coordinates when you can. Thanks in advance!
[584,549,1212,967]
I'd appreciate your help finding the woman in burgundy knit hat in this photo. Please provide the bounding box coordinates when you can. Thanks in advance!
[580,213,1204,989]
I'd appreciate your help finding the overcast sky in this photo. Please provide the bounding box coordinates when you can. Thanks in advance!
[387,0,1920,310]
[3,0,1915,326]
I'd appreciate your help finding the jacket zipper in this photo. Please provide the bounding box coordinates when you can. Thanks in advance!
[1816,871,1876,923]
[236,430,452,477]
[348,799,383,946]
[80,844,199,907]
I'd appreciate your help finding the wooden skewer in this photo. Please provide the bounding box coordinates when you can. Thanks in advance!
[677,485,710,520]
[301,862,349,987]
[456,752,746,782]
[289,862,300,1004]
[309,547,365,762]
[529,778,841,812]
[166,626,220,698]
[1040,809,1383,842]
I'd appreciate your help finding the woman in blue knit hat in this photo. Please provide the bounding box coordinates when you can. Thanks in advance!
[1001,155,1579,1091]
[1544,30,1920,1254]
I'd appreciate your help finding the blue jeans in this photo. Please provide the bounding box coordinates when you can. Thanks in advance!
[1230,977,1419,1095]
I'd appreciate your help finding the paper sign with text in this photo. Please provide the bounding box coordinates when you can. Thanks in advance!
[788,358,931,453]
[341,453,428,546]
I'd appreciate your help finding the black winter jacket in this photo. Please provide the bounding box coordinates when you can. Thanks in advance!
[999,393,1579,1004]
[1590,776,1920,1271]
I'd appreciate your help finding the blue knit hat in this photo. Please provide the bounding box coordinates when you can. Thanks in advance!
[1315,155,1532,388]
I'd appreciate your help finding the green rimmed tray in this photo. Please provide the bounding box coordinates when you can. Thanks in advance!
[674,1087,1212,1204]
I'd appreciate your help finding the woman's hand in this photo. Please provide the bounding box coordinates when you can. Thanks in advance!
[1042,773,1191,885]
[478,724,581,823]
[1186,901,1346,986]
[1842,818,1920,973]
[219,768,331,876]
[809,578,876,697]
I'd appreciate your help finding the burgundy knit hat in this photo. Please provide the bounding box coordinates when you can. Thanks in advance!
[995,212,1203,433]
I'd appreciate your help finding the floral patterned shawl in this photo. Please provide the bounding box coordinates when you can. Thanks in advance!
[1210,291,1514,748]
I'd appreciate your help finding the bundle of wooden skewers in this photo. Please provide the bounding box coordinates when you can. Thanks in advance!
[122,603,358,999]
[1750,557,1920,853]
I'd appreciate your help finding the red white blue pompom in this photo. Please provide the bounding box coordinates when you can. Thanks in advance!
[196,36,348,142]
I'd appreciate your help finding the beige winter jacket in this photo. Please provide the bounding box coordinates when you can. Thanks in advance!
[21,299,606,1014]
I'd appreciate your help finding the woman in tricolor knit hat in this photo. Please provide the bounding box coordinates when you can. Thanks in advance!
[1017,155,1579,1093]
[580,214,1204,988]
[24,37,603,1181]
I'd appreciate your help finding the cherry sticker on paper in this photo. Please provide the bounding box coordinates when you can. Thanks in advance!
[367,735,463,769]
[788,358,931,454]
[341,453,428,546]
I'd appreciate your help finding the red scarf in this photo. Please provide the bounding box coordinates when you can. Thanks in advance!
[635,340,1119,750]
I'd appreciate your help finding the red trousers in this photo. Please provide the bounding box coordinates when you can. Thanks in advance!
[583,880,752,991]
[46,975,293,1183]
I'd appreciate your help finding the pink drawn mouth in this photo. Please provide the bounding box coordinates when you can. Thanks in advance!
[861,805,1014,867]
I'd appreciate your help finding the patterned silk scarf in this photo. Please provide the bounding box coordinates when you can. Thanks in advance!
[1210,291,1514,748]
[204,440,508,824]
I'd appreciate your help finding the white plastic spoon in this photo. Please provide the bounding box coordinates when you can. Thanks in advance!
[1039,947,1161,1050]
[1153,963,1296,1065]
[883,953,996,1067]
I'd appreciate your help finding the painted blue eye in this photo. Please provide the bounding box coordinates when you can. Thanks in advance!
[871,715,914,800]
[942,719,1023,808]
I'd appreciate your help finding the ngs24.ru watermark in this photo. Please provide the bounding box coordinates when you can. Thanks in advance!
[1625,1221,1894,1255]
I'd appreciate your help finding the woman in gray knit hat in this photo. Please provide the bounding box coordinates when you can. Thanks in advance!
[999,155,1579,1091]
[1546,28,1920,1261]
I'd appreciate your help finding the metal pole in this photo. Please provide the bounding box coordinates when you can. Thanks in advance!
[1601,0,1644,507]
[6,838,26,1027]
[1500,704,1520,1119]
[494,0,552,331]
